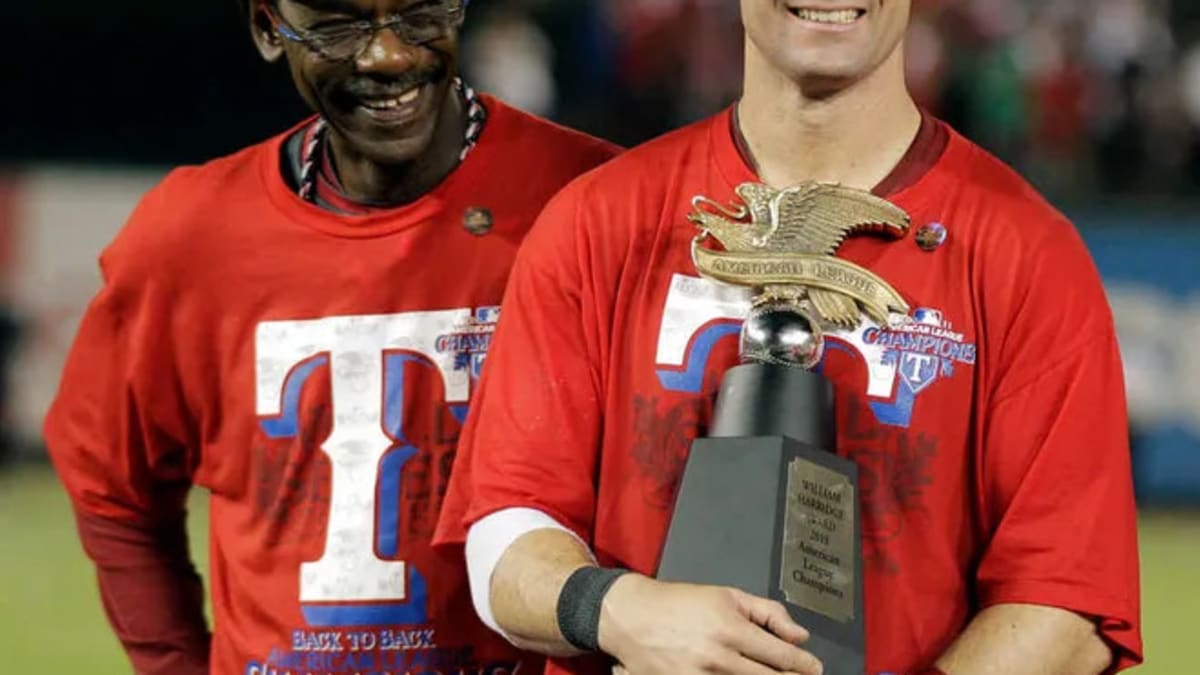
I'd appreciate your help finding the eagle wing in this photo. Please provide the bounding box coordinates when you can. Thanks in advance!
[769,183,911,254]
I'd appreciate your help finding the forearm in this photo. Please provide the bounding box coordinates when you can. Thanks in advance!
[489,528,597,656]
[934,603,1112,675]
[76,510,210,675]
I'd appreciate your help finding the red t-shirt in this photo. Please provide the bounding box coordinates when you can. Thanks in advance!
[45,96,620,675]
[436,108,1143,675]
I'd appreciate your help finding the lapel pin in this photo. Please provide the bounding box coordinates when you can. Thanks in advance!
[463,207,494,236]
[916,222,947,252]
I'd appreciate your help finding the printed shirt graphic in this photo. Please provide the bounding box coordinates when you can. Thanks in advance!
[44,96,619,675]
[437,110,1143,675]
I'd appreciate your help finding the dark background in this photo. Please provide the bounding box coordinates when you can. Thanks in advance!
[4,0,1200,203]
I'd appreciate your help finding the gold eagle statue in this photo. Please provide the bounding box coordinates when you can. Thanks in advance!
[689,182,912,328]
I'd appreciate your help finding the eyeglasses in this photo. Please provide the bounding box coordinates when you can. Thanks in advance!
[262,0,463,62]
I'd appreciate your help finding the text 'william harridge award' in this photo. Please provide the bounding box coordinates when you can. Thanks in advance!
[656,181,912,675]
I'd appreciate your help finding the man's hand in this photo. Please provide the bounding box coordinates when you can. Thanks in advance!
[599,574,823,675]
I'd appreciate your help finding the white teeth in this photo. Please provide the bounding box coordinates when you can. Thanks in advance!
[362,87,421,110]
[791,8,861,24]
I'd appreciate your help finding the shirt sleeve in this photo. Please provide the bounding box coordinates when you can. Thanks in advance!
[974,214,1142,671]
[435,180,609,547]
[43,176,210,674]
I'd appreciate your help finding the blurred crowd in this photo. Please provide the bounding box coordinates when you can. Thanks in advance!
[463,0,1200,200]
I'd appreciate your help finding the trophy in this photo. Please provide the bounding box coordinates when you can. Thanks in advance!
[656,182,911,675]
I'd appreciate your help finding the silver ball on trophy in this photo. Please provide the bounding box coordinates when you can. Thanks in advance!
[740,300,825,371]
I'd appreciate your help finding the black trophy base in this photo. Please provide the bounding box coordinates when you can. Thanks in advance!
[656,365,865,675]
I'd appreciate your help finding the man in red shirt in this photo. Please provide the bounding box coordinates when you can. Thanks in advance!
[43,2,618,674]
[436,2,1142,674]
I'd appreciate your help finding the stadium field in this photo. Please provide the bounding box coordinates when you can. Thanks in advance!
[1,464,1193,673]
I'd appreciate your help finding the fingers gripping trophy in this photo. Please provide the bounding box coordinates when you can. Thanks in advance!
[656,181,912,675]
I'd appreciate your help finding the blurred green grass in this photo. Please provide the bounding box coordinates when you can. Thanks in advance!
[1,464,1195,673]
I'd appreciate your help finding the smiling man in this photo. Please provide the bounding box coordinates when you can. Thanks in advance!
[43,1,617,674]
[435,2,1143,675]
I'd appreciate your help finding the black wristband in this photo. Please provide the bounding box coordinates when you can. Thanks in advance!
[556,566,629,652]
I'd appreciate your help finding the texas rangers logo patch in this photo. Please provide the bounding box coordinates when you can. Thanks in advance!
[854,308,977,427]
[435,306,500,378]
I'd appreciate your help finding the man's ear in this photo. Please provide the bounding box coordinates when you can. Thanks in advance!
[249,1,286,63]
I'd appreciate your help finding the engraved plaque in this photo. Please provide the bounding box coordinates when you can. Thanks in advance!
[781,457,856,622]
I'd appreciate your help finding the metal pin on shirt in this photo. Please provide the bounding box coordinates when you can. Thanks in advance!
[916,222,947,251]
[463,207,494,236]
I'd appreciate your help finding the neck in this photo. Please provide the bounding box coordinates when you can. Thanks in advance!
[325,84,467,205]
[737,42,921,191]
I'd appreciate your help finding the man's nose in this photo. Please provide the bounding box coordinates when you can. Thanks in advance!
[355,29,423,75]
